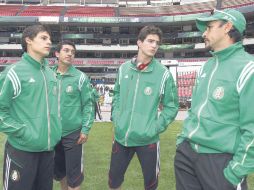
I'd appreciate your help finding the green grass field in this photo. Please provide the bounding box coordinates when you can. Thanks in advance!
[0,121,253,189]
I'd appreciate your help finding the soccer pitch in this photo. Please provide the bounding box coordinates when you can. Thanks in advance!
[0,121,253,189]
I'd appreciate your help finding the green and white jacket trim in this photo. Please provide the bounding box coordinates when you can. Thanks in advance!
[112,58,179,147]
[53,65,94,137]
[177,42,254,186]
[0,53,61,152]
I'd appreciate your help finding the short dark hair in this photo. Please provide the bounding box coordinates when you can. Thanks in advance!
[137,25,163,43]
[219,20,243,42]
[55,40,76,53]
[228,28,243,42]
[56,40,76,52]
[21,25,51,52]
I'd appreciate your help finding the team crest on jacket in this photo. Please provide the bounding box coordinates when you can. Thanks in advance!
[10,170,20,182]
[66,85,73,93]
[212,86,224,100]
[144,87,152,95]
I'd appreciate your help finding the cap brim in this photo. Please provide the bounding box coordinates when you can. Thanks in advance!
[196,16,218,33]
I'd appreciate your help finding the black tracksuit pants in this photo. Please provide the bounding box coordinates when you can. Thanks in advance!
[174,141,247,190]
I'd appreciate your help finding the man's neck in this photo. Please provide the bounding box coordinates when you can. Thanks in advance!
[57,64,69,74]
[213,37,235,52]
[27,51,43,64]
[137,53,152,64]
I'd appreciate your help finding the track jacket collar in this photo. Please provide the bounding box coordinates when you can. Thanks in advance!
[210,42,243,61]
[53,65,76,76]
[130,57,156,72]
[22,52,47,70]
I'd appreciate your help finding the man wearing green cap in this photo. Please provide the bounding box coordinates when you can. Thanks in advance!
[174,8,254,190]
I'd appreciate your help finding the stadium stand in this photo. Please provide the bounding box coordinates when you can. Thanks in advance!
[177,71,197,105]
[19,5,63,16]
[0,5,22,16]
[65,6,115,17]
[83,0,118,5]
[23,0,41,4]
[64,0,80,4]
[221,0,254,8]
[119,1,215,16]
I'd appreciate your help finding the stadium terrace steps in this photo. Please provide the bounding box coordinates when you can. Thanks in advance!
[19,5,64,16]
[0,5,23,16]
[0,0,253,18]
[119,1,216,17]
[65,6,115,17]
[222,0,254,8]
[118,0,254,17]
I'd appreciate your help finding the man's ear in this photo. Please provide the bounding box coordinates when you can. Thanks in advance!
[224,22,234,33]
[137,40,142,48]
[25,37,32,46]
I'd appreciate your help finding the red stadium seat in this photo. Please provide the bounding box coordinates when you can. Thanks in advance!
[0,5,22,16]
[19,5,63,16]
[65,6,115,17]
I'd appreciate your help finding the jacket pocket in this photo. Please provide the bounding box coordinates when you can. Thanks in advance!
[114,110,130,140]
[129,113,158,143]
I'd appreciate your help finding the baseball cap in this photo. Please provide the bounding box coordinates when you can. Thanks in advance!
[196,9,246,34]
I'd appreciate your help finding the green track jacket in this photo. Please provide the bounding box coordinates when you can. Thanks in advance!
[177,42,254,185]
[91,87,100,103]
[0,53,61,152]
[53,65,94,137]
[112,58,179,147]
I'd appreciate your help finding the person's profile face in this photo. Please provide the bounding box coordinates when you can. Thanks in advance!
[202,20,229,51]
[26,31,52,59]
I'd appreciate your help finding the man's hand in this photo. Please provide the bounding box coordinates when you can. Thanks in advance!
[77,133,88,144]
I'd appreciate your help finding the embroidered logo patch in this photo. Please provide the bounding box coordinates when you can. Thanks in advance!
[10,170,20,182]
[66,85,73,93]
[144,87,152,96]
[212,86,224,100]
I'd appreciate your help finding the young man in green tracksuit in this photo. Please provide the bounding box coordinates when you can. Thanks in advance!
[0,25,61,190]
[174,9,254,190]
[108,25,179,190]
[53,41,94,190]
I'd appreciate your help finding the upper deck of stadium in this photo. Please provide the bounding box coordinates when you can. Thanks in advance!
[0,0,253,18]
